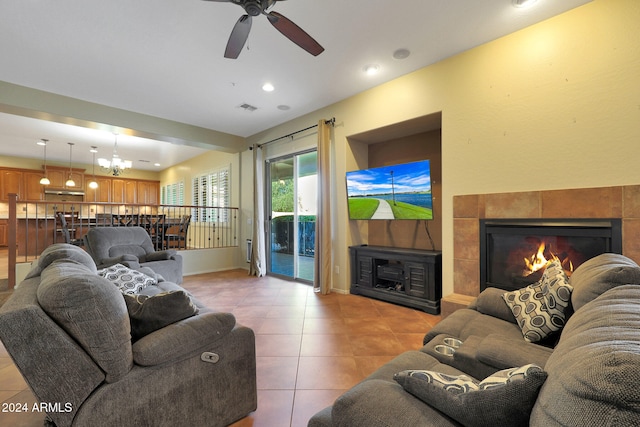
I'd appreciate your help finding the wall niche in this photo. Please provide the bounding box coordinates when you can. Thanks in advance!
[347,112,442,251]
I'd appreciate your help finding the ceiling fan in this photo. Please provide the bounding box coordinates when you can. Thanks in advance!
[203,0,324,59]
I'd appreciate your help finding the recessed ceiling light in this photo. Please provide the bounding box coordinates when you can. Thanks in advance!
[277,105,291,111]
[363,64,380,75]
[393,48,411,60]
[154,163,161,167]
[512,0,538,8]
[262,83,275,92]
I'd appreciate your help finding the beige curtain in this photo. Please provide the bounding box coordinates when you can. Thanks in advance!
[314,119,333,294]
[249,144,266,276]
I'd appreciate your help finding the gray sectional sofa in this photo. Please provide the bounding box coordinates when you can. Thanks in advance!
[309,253,640,426]
[0,243,257,427]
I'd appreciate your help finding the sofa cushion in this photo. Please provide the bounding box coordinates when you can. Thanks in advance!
[25,243,97,279]
[502,260,572,342]
[37,260,133,383]
[123,290,199,341]
[471,287,517,324]
[530,284,640,426]
[395,364,547,427]
[98,263,157,294]
[423,307,524,346]
[569,253,640,311]
[477,334,553,370]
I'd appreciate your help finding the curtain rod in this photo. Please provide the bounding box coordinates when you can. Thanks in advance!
[255,117,335,149]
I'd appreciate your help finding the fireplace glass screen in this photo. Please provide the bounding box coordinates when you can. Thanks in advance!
[480,219,622,292]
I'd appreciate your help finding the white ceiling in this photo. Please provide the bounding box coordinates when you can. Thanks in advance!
[0,0,591,169]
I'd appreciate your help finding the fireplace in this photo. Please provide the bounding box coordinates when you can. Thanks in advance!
[480,219,622,292]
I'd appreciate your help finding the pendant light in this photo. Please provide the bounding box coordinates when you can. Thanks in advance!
[88,146,99,189]
[38,139,50,185]
[65,142,76,187]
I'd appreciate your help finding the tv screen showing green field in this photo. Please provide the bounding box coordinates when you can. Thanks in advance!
[346,160,433,220]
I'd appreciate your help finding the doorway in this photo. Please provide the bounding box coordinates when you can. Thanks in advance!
[267,150,317,282]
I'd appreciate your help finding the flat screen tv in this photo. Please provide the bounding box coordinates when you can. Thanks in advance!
[346,159,433,220]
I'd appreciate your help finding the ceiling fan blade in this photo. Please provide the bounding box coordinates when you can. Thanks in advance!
[266,11,324,56]
[225,14,252,59]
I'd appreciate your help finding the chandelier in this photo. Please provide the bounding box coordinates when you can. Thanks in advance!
[98,134,132,176]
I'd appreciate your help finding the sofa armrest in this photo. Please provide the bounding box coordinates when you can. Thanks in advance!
[145,250,178,261]
[469,287,516,324]
[477,334,553,370]
[332,379,458,427]
[132,312,237,366]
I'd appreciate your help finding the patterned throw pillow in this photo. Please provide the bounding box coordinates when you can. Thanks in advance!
[404,371,480,395]
[502,260,573,342]
[98,263,157,295]
[394,364,547,427]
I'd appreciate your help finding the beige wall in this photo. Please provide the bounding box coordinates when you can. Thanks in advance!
[159,149,241,206]
[159,149,248,269]
[246,0,640,297]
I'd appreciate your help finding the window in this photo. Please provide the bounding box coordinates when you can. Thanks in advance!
[192,165,230,222]
[161,182,184,205]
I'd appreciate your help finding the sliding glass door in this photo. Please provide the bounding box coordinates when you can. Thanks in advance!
[267,150,317,282]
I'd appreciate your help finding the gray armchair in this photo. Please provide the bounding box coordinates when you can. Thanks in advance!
[84,226,184,284]
[0,244,257,427]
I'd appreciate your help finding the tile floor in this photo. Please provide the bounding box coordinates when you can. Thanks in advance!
[0,269,440,427]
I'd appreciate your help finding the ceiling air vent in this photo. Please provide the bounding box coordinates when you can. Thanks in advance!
[238,103,258,112]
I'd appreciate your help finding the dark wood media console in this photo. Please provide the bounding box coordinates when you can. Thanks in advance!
[349,245,442,314]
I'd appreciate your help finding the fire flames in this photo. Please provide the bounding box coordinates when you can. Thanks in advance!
[523,242,574,277]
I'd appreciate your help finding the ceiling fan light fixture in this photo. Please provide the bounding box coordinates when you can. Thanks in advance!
[244,1,262,16]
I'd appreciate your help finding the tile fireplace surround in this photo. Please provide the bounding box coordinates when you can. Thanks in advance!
[443,185,640,317]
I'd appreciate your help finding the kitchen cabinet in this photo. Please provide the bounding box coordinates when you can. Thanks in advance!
[0,169,47,201]
[46,166,84,190]
[85,177,112,203]
[111,179,137,204]
[0,170,23,201]
[0,166,158,204]
[24,172,46,201]
[137,180,159,205]
[0,219,7,247]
